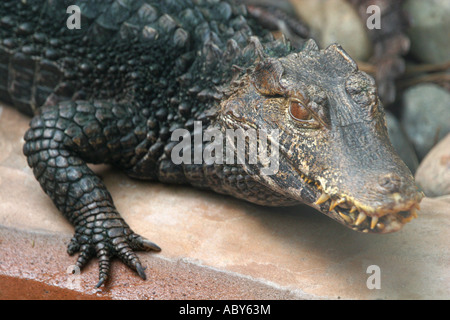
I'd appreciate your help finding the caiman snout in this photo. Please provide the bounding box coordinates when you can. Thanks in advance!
[313,170,422,234]
[311,133,423,234]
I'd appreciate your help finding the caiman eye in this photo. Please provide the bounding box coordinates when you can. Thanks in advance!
[289,99,312,121]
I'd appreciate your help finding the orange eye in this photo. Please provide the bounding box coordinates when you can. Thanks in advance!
[289,99,312,121]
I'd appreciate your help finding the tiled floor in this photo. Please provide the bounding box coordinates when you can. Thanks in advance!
[1,105,449,299]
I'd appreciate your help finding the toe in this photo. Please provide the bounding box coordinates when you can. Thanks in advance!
[67,236,80,255]
[75,244,94,269]
[95,244,111,288]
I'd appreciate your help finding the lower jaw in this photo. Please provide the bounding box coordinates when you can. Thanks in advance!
[333,209,416,233]
[316,194,421,233]
[285,163,423,233]
[298,176,422,234]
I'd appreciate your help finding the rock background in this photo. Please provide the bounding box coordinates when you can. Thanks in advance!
[404,0,450,64]
[415,134,450,197]
[401,84,450,160]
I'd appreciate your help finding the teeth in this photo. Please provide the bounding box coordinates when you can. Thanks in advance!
[329,198,345,211]
[411,208,418,219]
[399,210,416,223]
[401,215,414,223]
[329,200,338,211]
[315,193,330,205]
[370,216,379,229]
[338,211,353,224]
[392,192,402,202]
[355,212,367,226]
[319,194,422,230]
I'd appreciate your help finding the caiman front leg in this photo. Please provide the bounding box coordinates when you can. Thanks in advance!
[23,100,160,287]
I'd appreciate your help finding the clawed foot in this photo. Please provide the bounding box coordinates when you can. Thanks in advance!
[67,216,160,288]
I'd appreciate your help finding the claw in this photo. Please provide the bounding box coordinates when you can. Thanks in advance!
[95,277,107,288]
[135,262,147,280]
[142,239,162,252]
[129,234,162,252]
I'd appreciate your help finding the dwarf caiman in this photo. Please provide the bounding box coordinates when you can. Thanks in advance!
[0,0,423,287]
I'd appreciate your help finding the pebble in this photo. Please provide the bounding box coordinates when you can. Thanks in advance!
[403,0,450,64]
[401,83,450,159]
[415,134,450,197]
[291,0,372,61]
[385,111,419,173]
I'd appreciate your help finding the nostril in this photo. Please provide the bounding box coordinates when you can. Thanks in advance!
[378,173,402,193]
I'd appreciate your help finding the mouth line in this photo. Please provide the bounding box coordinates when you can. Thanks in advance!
[295,170,422,233]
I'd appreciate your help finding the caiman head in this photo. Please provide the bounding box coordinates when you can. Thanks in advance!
[218,39,423,234]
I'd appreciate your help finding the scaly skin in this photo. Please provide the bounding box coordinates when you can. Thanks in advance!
[0,0,422,287]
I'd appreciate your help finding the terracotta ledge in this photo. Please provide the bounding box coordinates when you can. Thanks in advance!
[0,227,301,300]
